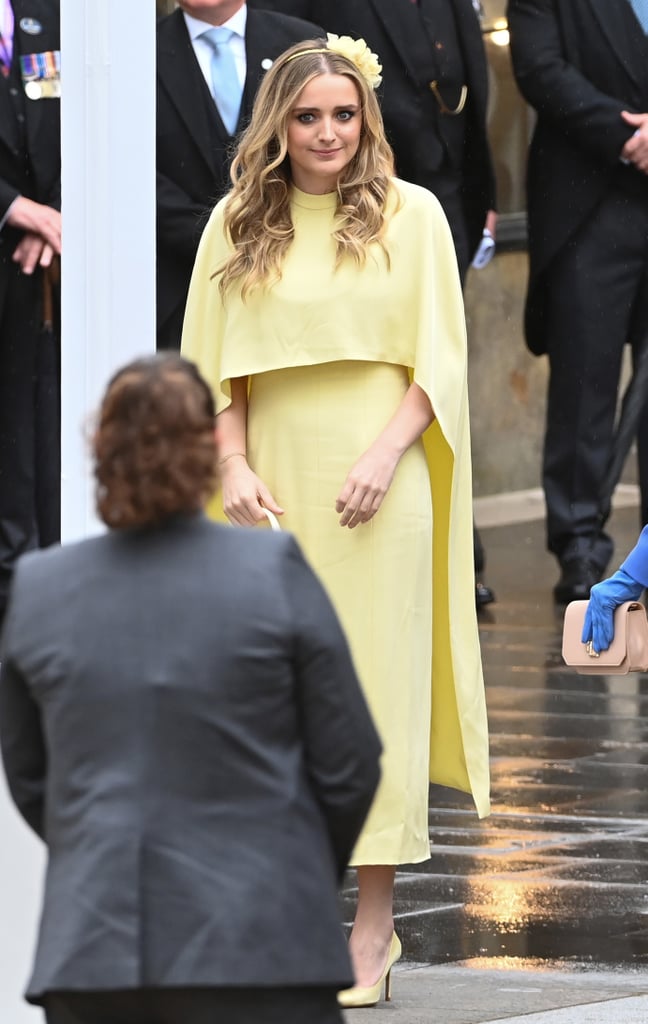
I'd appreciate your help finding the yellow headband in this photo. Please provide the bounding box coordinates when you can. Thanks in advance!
[283,33,383,90]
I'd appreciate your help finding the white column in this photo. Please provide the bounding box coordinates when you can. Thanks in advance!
[0,6,155,1021]
[60,0,156,542]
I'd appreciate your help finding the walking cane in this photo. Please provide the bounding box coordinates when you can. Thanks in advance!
[42,254,60,330]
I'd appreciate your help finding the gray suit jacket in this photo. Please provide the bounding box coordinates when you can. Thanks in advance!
[0,514,381,1003]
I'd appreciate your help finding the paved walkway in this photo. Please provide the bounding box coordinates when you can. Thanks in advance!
[2,496,647,1022]
[344,498,648,1021]
[345,961,648,1022]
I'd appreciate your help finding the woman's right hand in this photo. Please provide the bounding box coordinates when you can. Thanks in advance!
[219,455,284,527]
[581,568,644,652]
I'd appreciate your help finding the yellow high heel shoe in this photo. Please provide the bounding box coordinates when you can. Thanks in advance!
[337,932,402,1008]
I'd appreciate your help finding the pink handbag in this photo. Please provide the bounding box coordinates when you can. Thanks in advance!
[562,599,648,674]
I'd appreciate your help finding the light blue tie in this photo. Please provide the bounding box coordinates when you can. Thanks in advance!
[202,27,242,136]
[628,0,648,33]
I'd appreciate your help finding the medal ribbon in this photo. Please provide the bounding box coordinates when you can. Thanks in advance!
[20,50,60,81]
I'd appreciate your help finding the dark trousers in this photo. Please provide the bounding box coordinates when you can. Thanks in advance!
[432,172,471,285]
[43,986,343,1024]
[542,185,648,570]
[0,259,60,619]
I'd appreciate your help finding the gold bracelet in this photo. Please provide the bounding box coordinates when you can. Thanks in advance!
[219,452,246,465]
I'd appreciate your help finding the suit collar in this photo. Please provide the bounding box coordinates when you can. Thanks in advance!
[589,0,643,89]
[182,4,247,43]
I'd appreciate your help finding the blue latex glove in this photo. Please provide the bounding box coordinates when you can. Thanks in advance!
[581,569,644,652]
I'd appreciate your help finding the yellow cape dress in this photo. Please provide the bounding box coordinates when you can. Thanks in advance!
[182,178,490,865]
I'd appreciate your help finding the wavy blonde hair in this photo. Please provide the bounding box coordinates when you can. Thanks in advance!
[217,39,395,298]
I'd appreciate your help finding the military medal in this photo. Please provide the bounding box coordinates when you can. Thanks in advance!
[20,49,61,99]
[19,17,43,35]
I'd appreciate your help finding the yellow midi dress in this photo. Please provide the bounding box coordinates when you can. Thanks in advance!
[182,180,490,866]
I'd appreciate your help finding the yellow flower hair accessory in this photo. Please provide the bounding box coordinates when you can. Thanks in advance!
[325,33,383,89]
[283,35,383,90]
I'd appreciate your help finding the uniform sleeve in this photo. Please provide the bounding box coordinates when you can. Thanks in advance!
[0,183,21,225]
[280,536,382,880]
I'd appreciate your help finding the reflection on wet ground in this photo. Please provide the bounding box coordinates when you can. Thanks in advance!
[341,507,648,969]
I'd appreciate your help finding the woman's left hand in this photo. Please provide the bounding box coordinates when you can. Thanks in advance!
[335,444,399,528]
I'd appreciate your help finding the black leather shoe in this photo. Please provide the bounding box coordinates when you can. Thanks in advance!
[476,580,495,609]
[553,558,601,604]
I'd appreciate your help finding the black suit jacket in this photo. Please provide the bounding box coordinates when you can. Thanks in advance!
[156,7,322,342]
[248,0,496,259]
[0,515,381,1002]
[0,0,60,300]
[507,0,648,354]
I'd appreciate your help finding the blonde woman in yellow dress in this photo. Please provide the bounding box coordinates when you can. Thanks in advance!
[181,33,490,1008]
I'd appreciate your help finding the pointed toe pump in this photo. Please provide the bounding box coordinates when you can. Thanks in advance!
[337,932,402,1009]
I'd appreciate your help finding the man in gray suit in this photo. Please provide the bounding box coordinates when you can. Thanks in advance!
[0,354,381,1024]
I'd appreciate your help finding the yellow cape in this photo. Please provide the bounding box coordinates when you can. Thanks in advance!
[182,178,490,817]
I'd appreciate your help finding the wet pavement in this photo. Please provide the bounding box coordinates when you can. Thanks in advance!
[342,502,648,1020]
[2,502,648,1022]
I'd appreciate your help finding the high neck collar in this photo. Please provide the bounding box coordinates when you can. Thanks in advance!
[290,185,338,211]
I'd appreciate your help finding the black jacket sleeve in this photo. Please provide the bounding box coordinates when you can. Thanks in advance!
[507,0,635,164]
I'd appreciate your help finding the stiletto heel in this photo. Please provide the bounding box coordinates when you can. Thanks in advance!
[337,932,401,1008]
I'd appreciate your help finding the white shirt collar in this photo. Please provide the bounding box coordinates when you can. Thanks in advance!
[182,5,248,43]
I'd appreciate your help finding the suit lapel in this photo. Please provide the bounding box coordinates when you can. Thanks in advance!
[157,10,225,173]
[589,0,642,89]
[240,12,277,124]
[368,0,440,86]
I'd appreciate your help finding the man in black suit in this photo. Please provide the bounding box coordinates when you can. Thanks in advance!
[248,0,497,607]
[508,0,648,603]
[0,0,61,635]
[157,0,321,350]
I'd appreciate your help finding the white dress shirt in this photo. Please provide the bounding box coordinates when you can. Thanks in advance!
[182,6,247,97]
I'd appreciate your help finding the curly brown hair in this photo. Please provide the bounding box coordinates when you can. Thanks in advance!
[93,355,218,529]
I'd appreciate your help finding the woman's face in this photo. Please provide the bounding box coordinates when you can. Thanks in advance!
[286,73,362,195]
